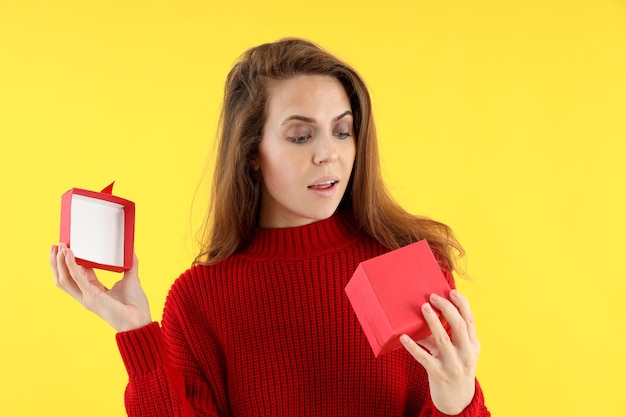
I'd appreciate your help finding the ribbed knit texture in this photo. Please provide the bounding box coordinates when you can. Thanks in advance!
[116,211,489,416]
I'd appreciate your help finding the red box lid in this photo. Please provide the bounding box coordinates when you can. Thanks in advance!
[345,240,451,357]
[59,182,135,272]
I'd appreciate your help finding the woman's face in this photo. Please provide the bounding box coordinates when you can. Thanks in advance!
[254,74,356,228]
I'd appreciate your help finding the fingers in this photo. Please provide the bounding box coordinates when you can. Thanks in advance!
[400,297,453,369]
[422,294,461,354]
[52,244,107,307]
[50,245,59,282]
[52,244,82,300]
[450,289,480,349]
[63,246,107,297]
[400,333,435,369]
[403,291,478,361]
[429,291,474,352]
[416,335,441,357]
[62,246,90,292]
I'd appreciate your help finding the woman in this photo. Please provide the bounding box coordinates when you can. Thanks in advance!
[51,38,489,416]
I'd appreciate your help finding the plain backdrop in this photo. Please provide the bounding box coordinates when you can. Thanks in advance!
[1,1,625,416]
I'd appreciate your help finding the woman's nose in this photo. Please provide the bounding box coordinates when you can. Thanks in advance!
[313,134,338,165]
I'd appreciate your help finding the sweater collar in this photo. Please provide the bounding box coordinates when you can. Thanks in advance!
[241,210,363,261]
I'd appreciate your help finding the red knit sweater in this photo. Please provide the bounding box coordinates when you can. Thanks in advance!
[116,211,490,416]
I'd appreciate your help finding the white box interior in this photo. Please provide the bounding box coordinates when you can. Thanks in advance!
[70,194,125,267]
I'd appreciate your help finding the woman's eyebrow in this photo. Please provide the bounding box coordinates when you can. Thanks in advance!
[333,110,353,122]
[281,111,353,126]
[281,115,315,125]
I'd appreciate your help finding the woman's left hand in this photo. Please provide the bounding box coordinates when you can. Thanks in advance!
[400,289,480,415]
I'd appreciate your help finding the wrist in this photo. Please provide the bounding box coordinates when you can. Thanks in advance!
[108,311,153,333]
[432,380,475,415]
[116,315,153,332]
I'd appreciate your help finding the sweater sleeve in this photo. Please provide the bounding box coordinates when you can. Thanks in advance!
[418,379,490,417]
[116,322,219,417]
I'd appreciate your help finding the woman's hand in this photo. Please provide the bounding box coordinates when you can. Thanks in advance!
[50,243,152,332]
[400,290,480,415]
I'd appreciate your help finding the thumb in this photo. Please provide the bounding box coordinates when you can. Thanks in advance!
[122,253,140,281]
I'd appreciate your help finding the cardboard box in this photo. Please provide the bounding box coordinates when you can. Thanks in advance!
[59,182,135,272]
[345,239,451,357]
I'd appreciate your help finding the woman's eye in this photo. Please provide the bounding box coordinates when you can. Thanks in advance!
[288,135,311,143]
[334,131,352,139]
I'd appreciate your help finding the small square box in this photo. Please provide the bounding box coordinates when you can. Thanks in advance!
[59,182,135,272]
[345,239,451,357]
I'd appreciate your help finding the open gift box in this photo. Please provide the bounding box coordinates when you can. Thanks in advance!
[345,239,452,357]
[59,182,135,272]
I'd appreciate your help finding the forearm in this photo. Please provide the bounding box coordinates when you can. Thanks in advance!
[117,322,217,417]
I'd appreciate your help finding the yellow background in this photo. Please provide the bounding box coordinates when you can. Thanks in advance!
[1,1,625,416]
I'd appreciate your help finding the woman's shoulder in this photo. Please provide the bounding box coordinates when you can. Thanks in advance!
[163,259,240,317]
[168,253,257,294]
[169,260,229,292]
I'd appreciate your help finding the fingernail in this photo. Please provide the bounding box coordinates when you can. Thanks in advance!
[430,293,441,302]
[400,334,410,344]
[450,289,459,298]
[423,303,433,314]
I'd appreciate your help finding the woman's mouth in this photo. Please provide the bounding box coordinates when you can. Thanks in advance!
[307,180,339,197]
[308,180,338,190]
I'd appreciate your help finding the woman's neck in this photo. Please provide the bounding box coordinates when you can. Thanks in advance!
[241,210,362,260]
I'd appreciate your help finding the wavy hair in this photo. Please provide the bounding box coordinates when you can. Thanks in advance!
[195,38,463,271]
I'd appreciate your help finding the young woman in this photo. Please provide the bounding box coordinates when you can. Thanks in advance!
[51,38,489,416]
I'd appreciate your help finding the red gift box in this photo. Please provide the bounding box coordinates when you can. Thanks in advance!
[345,239,451,357]
[59,182,135,272]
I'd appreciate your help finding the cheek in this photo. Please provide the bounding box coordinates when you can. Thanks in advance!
[344,139,357,169]
[259,149,299,188]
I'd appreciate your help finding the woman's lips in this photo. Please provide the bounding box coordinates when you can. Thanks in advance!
[307,180,339,196]
[308,180,338,189]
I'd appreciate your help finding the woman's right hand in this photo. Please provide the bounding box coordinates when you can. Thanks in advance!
[50,243,153,332]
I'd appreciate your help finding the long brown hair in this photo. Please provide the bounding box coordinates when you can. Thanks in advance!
[195,38,464,271]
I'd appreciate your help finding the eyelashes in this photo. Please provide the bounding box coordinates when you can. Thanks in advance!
[287,131,352,143]
[289,135,312,143]
[334,132,351,139]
